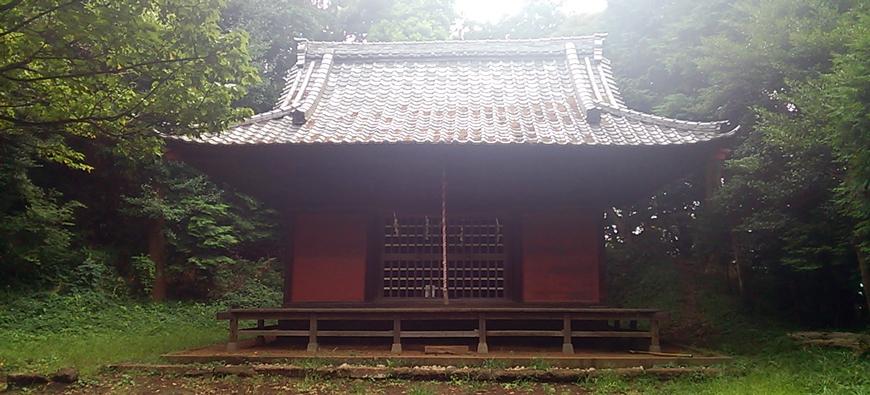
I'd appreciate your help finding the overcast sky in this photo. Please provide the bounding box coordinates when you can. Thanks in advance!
[456,0,608,23]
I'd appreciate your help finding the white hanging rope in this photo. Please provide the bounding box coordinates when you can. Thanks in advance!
[441,166,449,305]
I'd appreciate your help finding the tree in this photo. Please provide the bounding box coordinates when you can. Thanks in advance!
[335,0,455,41]
[0,0,258,297]
[222,0,335,112]
[757,8,870,312]
[598,0,867,322]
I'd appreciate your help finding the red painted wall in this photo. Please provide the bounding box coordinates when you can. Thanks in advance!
[521,211,601,304]
[290,213,369,302]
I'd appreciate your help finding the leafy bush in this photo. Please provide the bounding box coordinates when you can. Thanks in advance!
[123,160,281,299]
[212,258,283,308]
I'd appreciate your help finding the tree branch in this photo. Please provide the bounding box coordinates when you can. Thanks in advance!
[0,0,81,38]
[0,0,25,13]
[0,65,182,128]
[0,56,205,82]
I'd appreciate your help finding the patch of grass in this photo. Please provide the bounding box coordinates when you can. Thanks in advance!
[449,375,486,392]
[406,381,437,395]
[293,374,338,393]
[481,358,508,369]
[502,379,535,392]
[0,291,225,376]
[529,357,551,370]
[294,357,333,369]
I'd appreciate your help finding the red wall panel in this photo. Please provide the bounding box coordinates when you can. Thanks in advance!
[290,213,368,302]
[521,211,601,303]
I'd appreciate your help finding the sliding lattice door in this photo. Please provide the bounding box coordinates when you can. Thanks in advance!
[382,216,507,299]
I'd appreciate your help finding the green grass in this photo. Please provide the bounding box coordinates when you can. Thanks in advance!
[0,291,226,376]
[583,347,870,394]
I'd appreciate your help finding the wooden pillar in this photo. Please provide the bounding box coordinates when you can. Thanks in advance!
[649,315,662,352]
[227,317,239,352]
[391,316,402,353]
[255,319,266,345]
[282,214,295,307]
[562,314,574,354]
[279,215,295,330]
[477,315,488,354]
[307,315,318,352]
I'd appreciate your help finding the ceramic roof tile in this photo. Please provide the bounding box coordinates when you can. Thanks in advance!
[178,35,736,146]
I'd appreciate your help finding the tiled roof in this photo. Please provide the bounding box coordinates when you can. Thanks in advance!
[179,35,736,146]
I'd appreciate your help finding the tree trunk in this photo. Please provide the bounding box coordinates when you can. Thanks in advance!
[730,231,745,299]
[857,245,870,317]
[148,215,167,301]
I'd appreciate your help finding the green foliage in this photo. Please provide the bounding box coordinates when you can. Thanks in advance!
[0,0,258,169]
[464,0,600,40]
[130,254,156,293]
[124,161,279,298]
[590,0,869,324]
[222,0,335,112]
[0,0,259,292]
[212,258,283,308]
[0,155,81,283]
[336,0,455,41]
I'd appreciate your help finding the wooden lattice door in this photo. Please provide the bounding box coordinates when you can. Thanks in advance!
[382,216,507,299]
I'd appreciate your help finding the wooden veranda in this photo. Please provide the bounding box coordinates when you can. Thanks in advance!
[217,305,664,355]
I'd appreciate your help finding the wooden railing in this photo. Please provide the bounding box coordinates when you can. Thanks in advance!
[217,306,663,354]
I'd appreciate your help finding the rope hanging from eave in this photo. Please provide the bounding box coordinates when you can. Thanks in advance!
[441,166,449,305]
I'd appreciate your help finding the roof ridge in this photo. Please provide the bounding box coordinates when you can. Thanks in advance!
[595,102,731,132]
[302,34,607,46]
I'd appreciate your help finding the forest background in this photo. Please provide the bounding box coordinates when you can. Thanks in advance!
[1,1,868,390]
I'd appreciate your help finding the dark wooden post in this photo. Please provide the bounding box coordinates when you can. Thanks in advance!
[562,314,574,354]
[649,315,662,352]
[279,215,295,331]
[307,315,318,352]
[227,316,239,352]
[391,316,402,353]
[477,315,488,353]
[256,319,266,345]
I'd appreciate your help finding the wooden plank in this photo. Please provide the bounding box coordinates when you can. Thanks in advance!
[224,307,659,314]
[572,331,652,338]
[424,345,470,355]
[239,329,308,336]
[401,330,479,338]
[487,330,563,337]
[222,312,657,323]
[317,330,393,337]
[382,253,506,261]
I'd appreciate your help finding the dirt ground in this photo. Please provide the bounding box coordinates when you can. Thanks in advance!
[6,373,591,394]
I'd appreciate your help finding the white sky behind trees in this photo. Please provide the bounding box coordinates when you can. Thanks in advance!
[455,0,608,23]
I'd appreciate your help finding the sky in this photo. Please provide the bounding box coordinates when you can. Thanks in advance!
[455,0,608,23]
